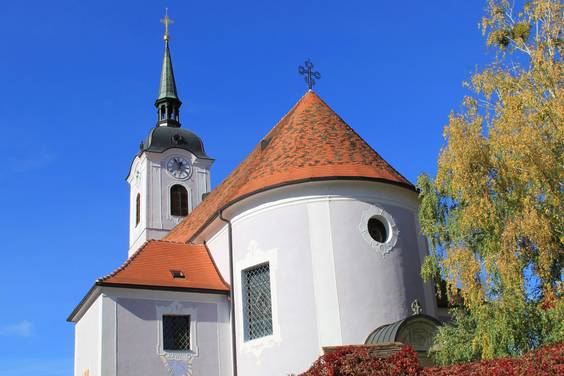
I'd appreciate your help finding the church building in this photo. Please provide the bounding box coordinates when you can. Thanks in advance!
[68,14,441,376]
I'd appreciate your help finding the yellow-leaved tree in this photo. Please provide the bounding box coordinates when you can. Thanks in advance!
[417,0,563,364]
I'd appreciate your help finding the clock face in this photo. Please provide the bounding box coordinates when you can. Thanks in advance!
[166,156,192,180]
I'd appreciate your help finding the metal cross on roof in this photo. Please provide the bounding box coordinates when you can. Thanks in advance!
[298,59,321,91]
[161,8,174,41]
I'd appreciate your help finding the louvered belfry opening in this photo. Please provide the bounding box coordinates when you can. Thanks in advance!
[170,184,188,216]
[163,315,191,351]
[243,263,273,340]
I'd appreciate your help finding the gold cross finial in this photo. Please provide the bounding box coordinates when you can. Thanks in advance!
[160,8,174,41]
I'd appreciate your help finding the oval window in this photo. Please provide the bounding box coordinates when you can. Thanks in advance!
[367,217,387,243]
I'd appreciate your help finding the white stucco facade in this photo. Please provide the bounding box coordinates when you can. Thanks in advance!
[72,287,231,376]
[201,180,437,375]
[73,179,437,376]
[74,295,101,376]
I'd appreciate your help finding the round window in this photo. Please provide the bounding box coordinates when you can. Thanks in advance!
[359,205,399,255]
[368,217,387,243]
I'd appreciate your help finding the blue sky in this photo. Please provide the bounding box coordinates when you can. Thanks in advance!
[0,1,492,374]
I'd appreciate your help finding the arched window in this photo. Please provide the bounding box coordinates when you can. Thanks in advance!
[170,185,188,216]
[135,193,141,226]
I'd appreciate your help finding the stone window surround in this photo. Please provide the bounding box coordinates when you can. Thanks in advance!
[156,301,199,360]
[359,204,400,256]
[235,241,281,361]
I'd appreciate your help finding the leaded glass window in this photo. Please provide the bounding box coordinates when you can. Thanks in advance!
[163,315,191,351]
[242,263,273,341]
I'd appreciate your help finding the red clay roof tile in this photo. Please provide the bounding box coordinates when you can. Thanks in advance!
[165,91,413,243]
[98,240,229,292]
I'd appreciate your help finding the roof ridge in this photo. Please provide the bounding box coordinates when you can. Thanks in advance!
[260,90,311,141]
[97,239,155,282]
[311,94,413,187]
[151,239,188,245]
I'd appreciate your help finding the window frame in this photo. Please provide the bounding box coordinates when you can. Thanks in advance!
[135,193,141,226]
[242,262,273,341]
[236,241,281,356]
[170,184,189,217]
[359,205,399,256]
[162,314,191,351]
[156,302,199,359]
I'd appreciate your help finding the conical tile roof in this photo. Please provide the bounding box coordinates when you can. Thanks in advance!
[165,91,413,243]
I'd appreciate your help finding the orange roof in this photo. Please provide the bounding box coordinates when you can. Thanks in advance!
[97,240,229,292]
[166,91,413,243]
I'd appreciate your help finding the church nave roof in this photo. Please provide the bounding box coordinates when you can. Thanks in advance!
[97,240,229,292]
[165,91,414,243]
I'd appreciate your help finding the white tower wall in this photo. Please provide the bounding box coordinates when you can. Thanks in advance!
[127,148,212,256]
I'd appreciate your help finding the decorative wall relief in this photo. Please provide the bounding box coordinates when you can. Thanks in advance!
[160,357,193,376]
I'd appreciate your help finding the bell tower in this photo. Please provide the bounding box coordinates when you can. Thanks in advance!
[126,11,213,256]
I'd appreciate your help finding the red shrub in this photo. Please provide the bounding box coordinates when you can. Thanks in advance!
[422,342,564,376]
[298,345,421,376]
[297,343,564,376]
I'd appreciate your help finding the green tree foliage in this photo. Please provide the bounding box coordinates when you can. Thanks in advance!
[417,0,563,364]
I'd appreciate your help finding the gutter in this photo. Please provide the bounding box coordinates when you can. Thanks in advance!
[66,284,103,322]
[219,209,238,376]
[67,282,229,323]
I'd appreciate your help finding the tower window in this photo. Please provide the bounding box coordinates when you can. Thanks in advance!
[170,185,188,216]
[135,193,141,226]
[162,315,191,351]
[242,263,273,341]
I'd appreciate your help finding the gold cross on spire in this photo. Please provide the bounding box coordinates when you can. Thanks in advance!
[160,8,174,41]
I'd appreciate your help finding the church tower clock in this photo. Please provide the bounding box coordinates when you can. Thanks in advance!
[126,14,213,256]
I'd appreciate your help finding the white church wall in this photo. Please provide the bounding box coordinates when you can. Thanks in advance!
[74,295,101,376]
[228,191,320,376]
[103,287,232,376]
[99,295,118,375]
[206,224,230,282]
[327,183,434,345]
[306,199,344,347]
[200,180,436,375]
[127,154,148,255]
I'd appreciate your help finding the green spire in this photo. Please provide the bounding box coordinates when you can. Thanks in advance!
[155,10,182,127]
[157,40,179,101]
